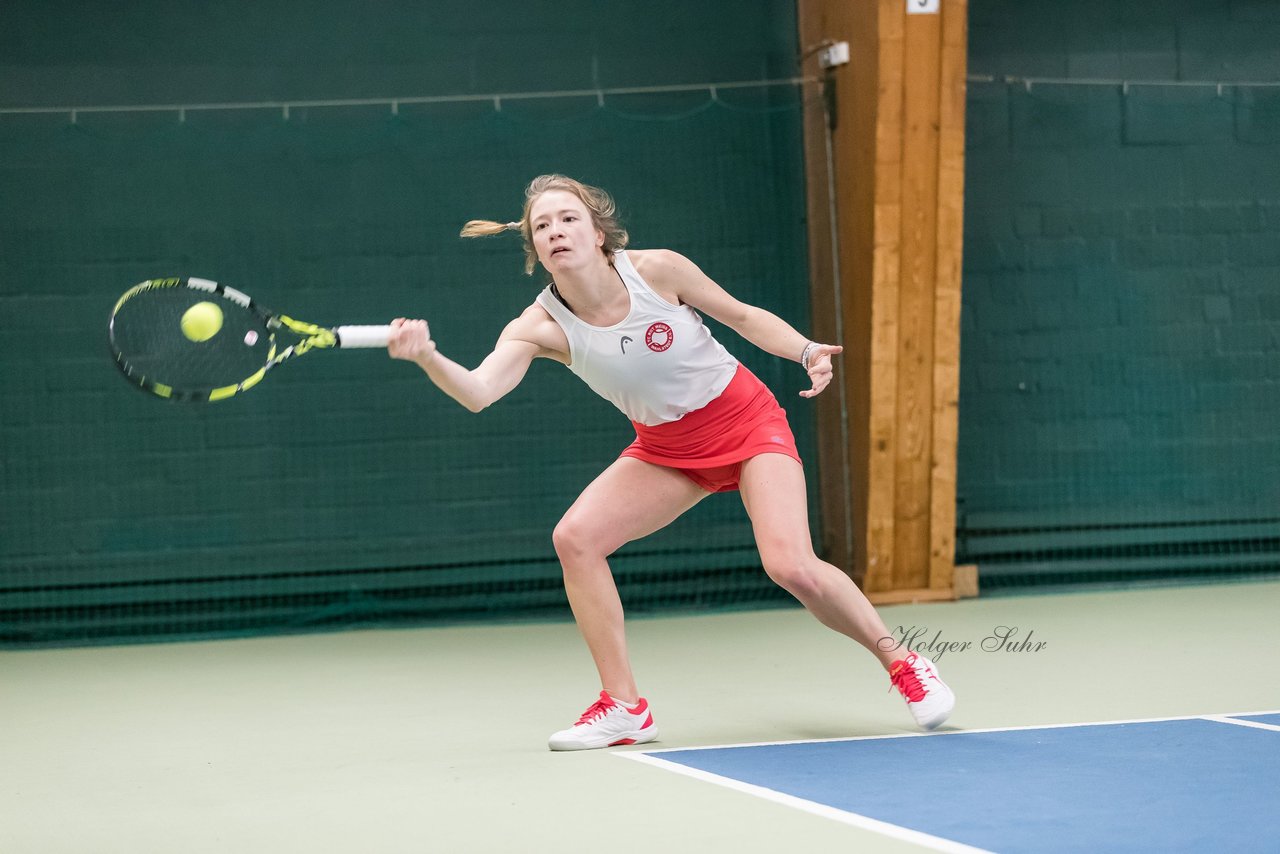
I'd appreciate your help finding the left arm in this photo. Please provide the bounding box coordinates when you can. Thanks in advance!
[635,249,842,398]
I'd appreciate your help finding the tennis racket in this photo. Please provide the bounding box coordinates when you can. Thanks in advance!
[109,277,392,402]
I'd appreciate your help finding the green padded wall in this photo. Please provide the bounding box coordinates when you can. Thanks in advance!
[0,2,816,644]
[960,0,1280,587]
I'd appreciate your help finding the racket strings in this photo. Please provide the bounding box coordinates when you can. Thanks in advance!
[110,286,273,398]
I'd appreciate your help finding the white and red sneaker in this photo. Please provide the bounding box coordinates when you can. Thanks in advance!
[890,653,955,730]
[548,690,658,751]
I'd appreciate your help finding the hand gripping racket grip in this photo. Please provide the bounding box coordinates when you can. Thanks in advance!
[335,325,392,348]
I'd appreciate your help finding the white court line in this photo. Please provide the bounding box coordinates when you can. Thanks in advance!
[626,708,1280,754]
[620,750,994,854]
[616,709,1280,851]
[1203,715,1280,732]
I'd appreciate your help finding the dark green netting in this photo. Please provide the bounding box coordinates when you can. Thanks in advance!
[0,93,819,646]
[959,0,1280,592]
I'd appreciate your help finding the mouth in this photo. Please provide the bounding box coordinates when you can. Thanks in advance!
[550,247,570,256]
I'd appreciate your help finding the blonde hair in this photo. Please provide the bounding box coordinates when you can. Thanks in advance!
[460,174,629,275]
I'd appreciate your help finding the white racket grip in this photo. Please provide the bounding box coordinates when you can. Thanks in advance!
[335,325,392,348]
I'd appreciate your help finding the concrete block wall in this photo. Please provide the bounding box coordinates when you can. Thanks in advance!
[961,0,1280,525]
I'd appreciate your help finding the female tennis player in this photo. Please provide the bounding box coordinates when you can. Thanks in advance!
[388,175,955,750]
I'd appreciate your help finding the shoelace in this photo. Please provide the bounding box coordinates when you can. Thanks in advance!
[889,659,928,703]
[575,692,617,726]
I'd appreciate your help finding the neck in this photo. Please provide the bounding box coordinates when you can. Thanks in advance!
[551,251,620,313]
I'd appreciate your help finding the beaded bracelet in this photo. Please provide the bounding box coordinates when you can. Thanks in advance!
[800,341,819,371]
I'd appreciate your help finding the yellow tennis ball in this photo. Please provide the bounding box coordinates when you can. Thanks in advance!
[181,301,223,342]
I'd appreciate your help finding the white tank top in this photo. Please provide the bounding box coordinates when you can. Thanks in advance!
[534,250,739,425]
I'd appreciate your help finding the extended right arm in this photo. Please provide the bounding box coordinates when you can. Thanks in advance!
[387,307,561,412]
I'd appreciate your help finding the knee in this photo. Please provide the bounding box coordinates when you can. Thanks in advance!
[552,513,607,563]
[551,516,583,561]
[760,547,824,601]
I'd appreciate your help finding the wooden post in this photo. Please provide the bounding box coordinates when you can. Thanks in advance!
[798,0,969,603]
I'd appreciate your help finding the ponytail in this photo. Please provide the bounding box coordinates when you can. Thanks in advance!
[459,219,521,238]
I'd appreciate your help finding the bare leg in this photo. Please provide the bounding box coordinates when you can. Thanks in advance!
[552,457,709,702]
[738,453,902,670]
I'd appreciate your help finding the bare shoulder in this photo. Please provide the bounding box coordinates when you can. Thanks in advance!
[501,301,570,364]
[629,248,698,281]
[631,248,748,323]
[629,248,697,305]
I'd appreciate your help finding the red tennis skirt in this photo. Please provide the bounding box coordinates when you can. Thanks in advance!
[620,363,801,493]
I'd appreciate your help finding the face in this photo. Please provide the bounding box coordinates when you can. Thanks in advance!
[528,189,605,273]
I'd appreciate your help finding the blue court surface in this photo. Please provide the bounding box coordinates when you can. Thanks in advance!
[621,712,1280,853]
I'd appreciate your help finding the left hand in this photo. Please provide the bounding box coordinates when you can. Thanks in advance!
[800,343,843,398]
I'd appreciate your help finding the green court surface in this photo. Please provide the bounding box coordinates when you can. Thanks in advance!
[2,579,1276,853]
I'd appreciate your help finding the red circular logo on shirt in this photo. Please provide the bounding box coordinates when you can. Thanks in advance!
[645,322,673,352]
